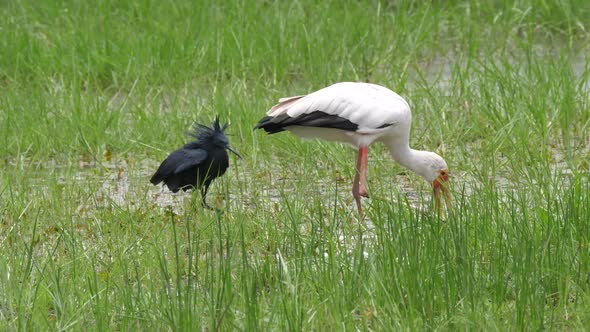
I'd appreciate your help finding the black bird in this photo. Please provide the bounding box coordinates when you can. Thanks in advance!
[150,117,241,209]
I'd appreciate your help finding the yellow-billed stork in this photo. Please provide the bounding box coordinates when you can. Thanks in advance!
[255,82,451,215]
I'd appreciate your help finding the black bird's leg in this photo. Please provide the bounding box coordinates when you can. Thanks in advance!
[200,184,213,210]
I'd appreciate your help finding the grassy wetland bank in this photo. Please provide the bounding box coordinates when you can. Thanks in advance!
[1,0,590,330]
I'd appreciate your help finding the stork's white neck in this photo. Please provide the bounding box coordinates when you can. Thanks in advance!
[384,136,436,182]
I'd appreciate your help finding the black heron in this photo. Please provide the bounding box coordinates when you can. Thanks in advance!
[150,116,241,209]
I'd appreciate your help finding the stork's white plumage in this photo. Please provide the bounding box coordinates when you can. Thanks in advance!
[255,82,451,215]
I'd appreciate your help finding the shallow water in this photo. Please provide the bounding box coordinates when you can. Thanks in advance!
[5,134,587,219]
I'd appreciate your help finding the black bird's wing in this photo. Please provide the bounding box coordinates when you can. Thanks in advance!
[172,149,209,173]
[150,148,208,185]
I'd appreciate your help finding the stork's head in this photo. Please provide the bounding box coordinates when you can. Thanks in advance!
[413,151,451,214]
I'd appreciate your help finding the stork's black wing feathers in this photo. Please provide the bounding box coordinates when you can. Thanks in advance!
[254,111,359,134]
[150,148,208,185]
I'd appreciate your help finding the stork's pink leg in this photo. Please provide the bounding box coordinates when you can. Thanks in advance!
[352,146,369,215]
[359,146,369,198]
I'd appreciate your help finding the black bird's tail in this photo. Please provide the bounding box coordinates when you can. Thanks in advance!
[254,116,286,134]
[150,171,163,185]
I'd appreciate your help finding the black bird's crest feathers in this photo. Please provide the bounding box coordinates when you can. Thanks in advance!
[188,116,229,143]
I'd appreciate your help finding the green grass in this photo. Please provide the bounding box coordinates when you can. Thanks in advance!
[1,0,590,330]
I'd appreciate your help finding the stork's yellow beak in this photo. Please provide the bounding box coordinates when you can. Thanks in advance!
[432,169,452,214]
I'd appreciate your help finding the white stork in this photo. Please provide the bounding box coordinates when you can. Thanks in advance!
[255,82,451,215]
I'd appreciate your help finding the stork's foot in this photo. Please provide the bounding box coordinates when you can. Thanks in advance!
[354,197,363,217]
[352,190,364,219]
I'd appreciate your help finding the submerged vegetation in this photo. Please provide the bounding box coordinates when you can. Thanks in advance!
[1,0,589,330]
